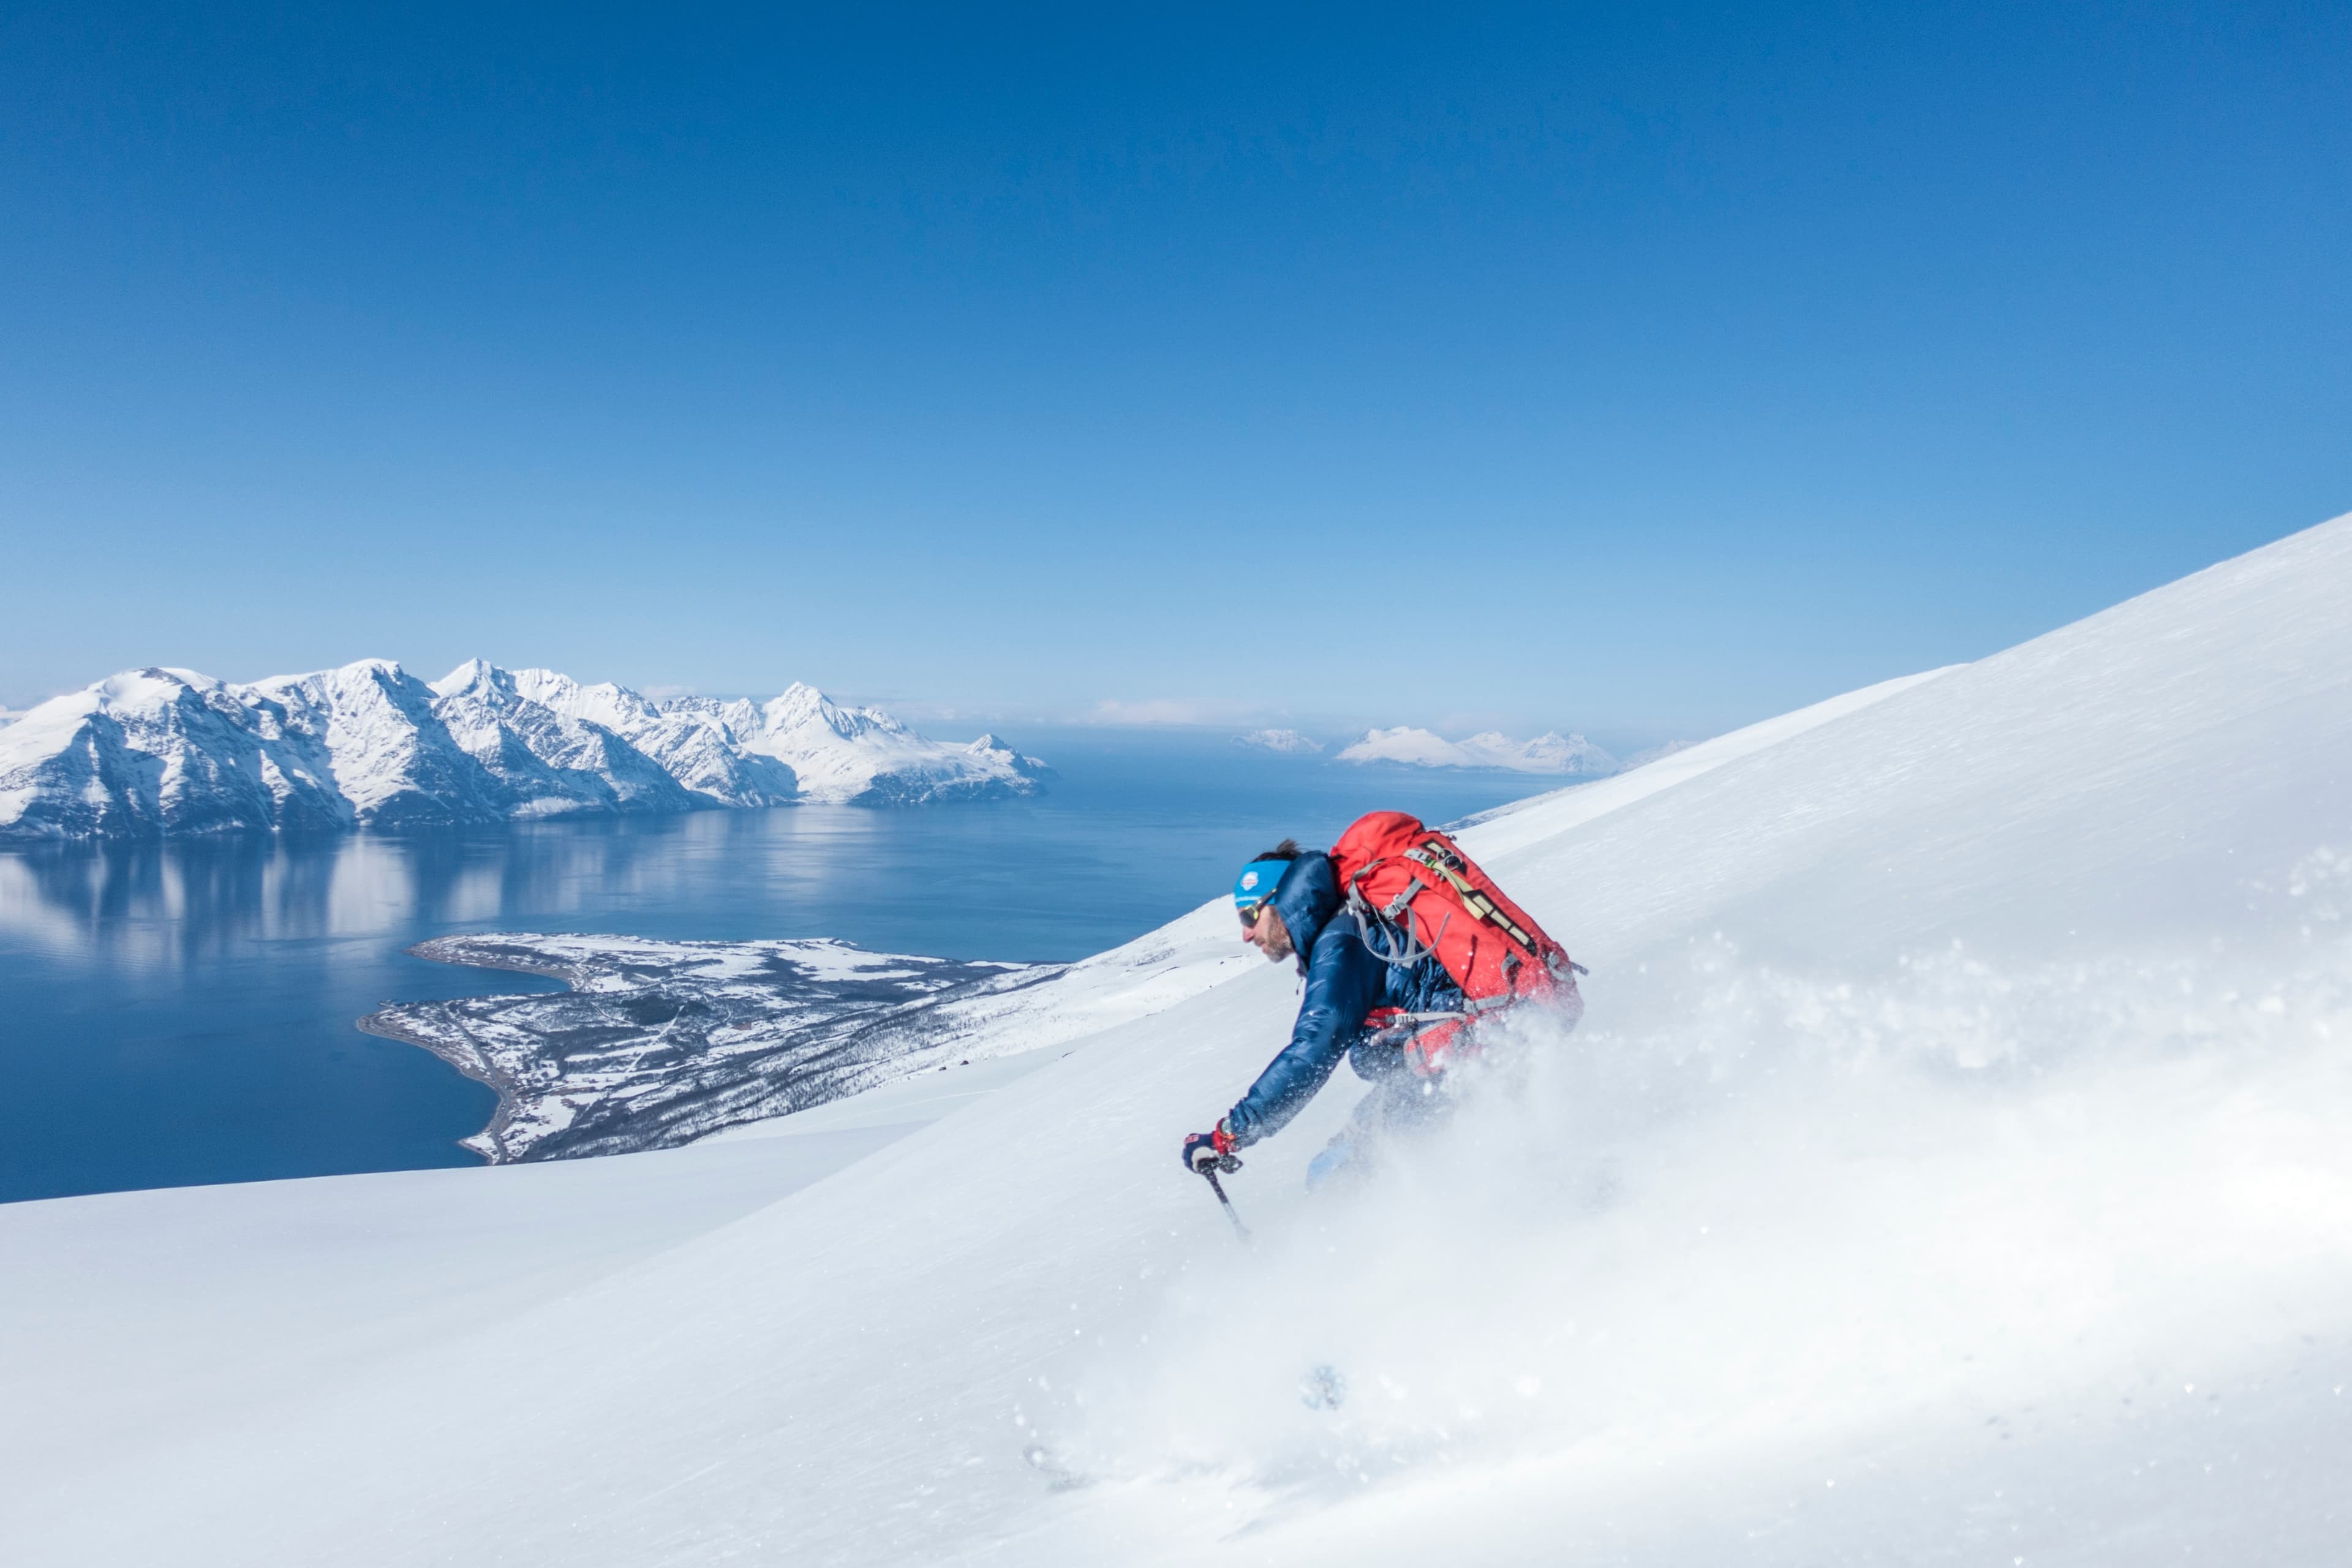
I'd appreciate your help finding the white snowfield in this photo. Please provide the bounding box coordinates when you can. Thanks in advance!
[7,513,2352,1564]
[0,660,1046,838]
[1338,723,1618,774]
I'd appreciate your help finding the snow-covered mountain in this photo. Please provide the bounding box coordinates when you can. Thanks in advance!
[1338,723,1619,774]
[725,682,1049,805]
[507,668,797,807]
[428,660,701,818]
[246,659,508,828]
[1233,728,1324,754]
[0,664,391,839]
[0,660,1044,839]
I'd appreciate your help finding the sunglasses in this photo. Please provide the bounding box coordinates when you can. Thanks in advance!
[1238,903,1267,929]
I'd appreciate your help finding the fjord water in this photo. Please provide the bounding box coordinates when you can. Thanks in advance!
[0,733,1548,1202]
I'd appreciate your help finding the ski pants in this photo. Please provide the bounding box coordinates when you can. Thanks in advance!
[1303,1067,1450,1191]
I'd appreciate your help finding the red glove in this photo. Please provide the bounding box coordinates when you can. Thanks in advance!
[1182,1123,1239,1174]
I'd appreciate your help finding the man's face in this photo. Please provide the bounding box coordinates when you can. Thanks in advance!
[1242,904,1294,962]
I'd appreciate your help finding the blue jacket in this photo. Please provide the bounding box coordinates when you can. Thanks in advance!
[1221,851,1463,1147]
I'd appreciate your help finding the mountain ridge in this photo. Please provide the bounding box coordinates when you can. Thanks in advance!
[0,660,1047,840]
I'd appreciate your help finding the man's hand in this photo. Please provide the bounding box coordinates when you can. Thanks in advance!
[1182,1125,1240,1175]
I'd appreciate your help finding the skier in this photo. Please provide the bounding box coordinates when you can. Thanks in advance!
[1180,838,1469,1189]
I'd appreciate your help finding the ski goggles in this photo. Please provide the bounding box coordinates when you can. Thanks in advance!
[1232,858,1290,917]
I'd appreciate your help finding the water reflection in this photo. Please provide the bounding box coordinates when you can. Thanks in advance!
[0,813,907,971]
[2,833,469,969]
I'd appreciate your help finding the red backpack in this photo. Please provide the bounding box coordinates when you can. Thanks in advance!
[1329,810,1583,1075]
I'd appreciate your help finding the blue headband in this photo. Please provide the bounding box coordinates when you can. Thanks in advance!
[1232,858,1291,911]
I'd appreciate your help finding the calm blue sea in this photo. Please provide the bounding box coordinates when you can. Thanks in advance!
[0,733,1554,1203]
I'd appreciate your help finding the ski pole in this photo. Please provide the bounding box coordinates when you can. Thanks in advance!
[1200,1157,1251,1243]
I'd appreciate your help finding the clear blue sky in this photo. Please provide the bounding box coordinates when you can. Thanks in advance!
[2,2,2345,745]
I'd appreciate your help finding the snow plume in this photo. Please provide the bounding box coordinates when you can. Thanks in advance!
[1042,897,2352,1559]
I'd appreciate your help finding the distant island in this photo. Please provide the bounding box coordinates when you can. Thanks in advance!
[1235,725,1690,776]
[1232,728,1324,755]
[1336,725,1621,775]
[0,659,1048,840]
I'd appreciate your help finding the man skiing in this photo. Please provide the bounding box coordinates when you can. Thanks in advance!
[1180,837,1469,1188]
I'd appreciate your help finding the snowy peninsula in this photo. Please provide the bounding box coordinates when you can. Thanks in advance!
[0,659,1047,839]
[361,924,1251,1163]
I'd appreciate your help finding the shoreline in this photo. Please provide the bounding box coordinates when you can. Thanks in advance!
[353,935,601,1163]
[352,1006,518,1164]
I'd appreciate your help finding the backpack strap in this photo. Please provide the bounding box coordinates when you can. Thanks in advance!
[1345,858,1437,971]
[1403,843,1543,954]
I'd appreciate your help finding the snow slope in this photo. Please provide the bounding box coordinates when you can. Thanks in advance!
[0,661,1042,837]
[1338,724,1618,774]
[7,514,2352,1565]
